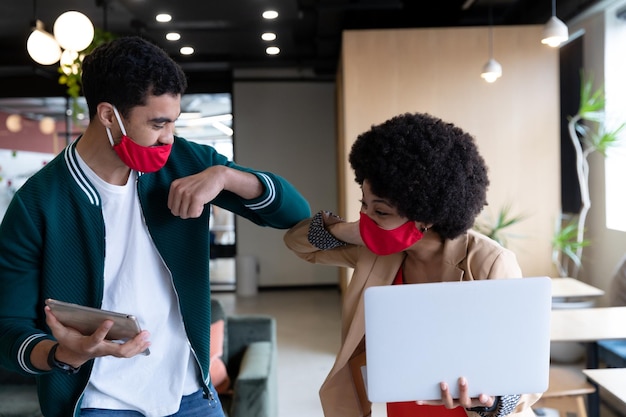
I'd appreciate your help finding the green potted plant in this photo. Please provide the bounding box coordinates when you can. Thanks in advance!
[473,203,526,248]
[553,72,625,278]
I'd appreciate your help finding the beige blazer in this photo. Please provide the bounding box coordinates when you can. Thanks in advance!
[284,218,542,417]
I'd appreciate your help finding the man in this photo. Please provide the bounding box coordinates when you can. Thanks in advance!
[0,36,310,417]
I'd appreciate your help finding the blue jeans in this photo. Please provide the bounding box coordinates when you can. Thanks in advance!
[80,386,224,417]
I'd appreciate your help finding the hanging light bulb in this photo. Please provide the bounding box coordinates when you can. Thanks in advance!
[480,11,502,83]
[53,11,95,52]
[481,58,503,83]
[39,117,56,135]
[541,0,568,47]
[542,16,569,47]
[60,49,80,75]
[5,114,23,133]
[26,20,62,65]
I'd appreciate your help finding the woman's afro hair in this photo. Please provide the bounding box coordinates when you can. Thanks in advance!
[349,112,489,240]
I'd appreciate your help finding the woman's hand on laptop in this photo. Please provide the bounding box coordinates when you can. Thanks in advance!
[416,377,496,410]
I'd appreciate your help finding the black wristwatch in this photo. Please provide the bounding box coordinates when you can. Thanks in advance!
[467,397,500,415]
[47,343,81,375]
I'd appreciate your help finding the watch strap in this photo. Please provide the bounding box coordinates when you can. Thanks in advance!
[47,343,81,375]
[467,397,500,414]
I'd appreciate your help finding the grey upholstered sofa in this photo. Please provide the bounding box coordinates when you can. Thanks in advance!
[0,368,42,416]
[211,298,278,417]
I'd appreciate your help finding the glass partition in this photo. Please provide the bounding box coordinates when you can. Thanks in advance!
[0,92,236,289]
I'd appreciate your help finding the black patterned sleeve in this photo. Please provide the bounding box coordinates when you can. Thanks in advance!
[467,395,521,417]
[307,211,349,250]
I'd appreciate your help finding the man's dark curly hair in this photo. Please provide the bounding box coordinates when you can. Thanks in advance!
[81,36,188,119]
[349,112,489,240]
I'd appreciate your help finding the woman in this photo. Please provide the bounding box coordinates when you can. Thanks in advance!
[284,113,541,417]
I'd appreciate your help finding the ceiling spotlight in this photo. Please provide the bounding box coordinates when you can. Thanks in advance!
[541,0,568,47]
[266,46,280,55]
[180,46,194,55]
[263,10,279,19]
[261,32,277,41]
[156,14,172,23]
[166,32,181,41]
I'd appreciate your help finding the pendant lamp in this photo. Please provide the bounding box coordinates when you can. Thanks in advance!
[53,11,95,52]
[541,0,568,47]
[481,11,502,83]
[26,0,94,66]
[481,58,503,83]
[27,20,62,65]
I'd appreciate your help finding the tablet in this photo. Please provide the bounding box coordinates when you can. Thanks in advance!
[364,277,552,402]
[45,298,150,355]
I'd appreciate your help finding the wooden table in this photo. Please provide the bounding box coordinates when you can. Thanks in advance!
[550,307,626,417]
[551,307,626,345]
[583,368,626,405]
[551,277,605,301]
[535,365,596,417]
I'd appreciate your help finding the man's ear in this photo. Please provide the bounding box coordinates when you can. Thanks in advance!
[97,102,115,128]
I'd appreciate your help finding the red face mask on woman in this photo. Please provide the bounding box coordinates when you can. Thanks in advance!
[359,212,424,255]
[105,106,172,173]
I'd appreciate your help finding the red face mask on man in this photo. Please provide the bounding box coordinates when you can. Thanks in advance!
[359,212,424,255]
[105,106,172,173]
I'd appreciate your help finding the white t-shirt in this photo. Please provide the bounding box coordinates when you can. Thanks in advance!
[76,155,201,416]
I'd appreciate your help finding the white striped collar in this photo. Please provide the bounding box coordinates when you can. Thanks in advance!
[63,139,145,206]
[64,139,101,207]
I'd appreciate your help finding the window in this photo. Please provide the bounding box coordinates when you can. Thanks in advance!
[604,8,626,232]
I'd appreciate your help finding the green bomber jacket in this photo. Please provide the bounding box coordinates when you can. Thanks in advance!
[0,136,310,416]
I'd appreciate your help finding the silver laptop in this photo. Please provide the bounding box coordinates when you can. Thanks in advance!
[363,276,551,403]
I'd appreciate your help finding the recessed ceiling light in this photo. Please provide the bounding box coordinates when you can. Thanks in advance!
[156,14,172,23]
[262,10,278,19]
[180,46,194,55]
[266,46,280,55]
[166,32,181,41]
[261,32,277,41]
